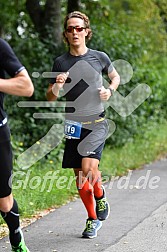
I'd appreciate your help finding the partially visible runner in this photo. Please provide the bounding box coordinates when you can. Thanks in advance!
[47,11,120,238]
[0,38,34,251]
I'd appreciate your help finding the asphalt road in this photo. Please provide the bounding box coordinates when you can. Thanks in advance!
[0,158,167,252]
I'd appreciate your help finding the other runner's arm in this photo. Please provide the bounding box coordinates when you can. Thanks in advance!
[0,69,34,97]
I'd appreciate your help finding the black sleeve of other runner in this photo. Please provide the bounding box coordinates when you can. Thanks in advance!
[0,38,25,78]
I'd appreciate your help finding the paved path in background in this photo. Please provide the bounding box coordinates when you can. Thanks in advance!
[0,159,167,252]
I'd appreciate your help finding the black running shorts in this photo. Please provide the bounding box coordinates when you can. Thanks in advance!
[62,119,109,168]
[0,125,13,198]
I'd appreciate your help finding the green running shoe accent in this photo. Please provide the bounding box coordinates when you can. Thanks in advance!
[82,218,102,238]
[96,185,110,221]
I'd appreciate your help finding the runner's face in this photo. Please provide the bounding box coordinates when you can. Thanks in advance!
[65,18,88,47]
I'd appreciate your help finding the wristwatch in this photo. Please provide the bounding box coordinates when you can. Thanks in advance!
[107,87,115,95]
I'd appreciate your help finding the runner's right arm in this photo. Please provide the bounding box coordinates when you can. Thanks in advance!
[46,72,69,101]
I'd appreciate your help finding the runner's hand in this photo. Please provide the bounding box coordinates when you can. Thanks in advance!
[98,86,111,101]
[56,72,69,89]
[52,72,69,95]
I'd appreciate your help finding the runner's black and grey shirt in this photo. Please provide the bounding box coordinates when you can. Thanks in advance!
[50,49,113,120]
[0,38,25,142]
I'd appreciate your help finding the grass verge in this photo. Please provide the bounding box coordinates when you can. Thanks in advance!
[100,121,167,176]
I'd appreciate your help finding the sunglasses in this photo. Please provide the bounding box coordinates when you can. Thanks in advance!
[66,26,86,33]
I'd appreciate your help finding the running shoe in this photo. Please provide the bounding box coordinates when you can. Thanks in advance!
[12,230,30,252]
[82,218,102,238]
[95,185,110,221]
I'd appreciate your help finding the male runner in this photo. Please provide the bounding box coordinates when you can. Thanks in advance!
[47,11,120,238]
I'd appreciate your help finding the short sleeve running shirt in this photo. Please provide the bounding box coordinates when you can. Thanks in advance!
[50,49,113,119]
[0,38,25,121]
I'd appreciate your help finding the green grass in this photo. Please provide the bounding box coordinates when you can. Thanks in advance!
[0,121,167,225]
[100,121,167,177]
[12,164,77,218]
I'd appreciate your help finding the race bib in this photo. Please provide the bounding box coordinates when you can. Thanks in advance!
[64,120,82,139]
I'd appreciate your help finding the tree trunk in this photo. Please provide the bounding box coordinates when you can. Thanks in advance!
[26,0,62,46]
[67,0,81,13]
[45,0,62,45]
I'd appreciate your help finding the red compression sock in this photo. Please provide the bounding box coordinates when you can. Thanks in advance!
[76,179,97,220]
[93,177,103,199]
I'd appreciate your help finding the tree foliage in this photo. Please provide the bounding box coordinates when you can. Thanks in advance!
[154,0,167,31]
